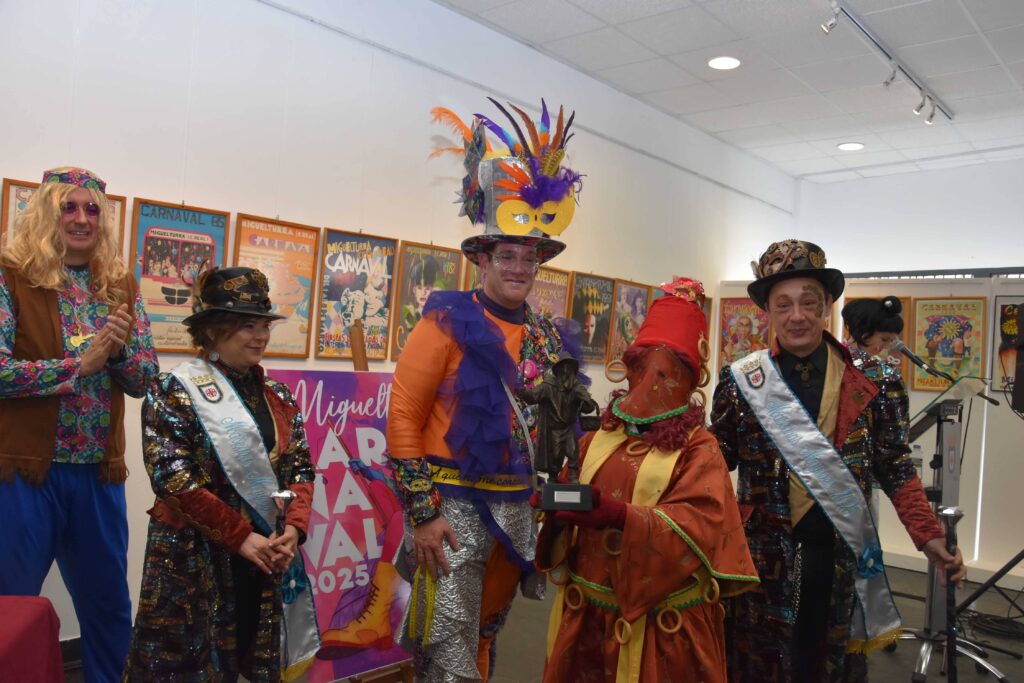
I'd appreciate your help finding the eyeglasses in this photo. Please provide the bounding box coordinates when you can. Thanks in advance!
[61,201,101,218]
[490,252,540,273]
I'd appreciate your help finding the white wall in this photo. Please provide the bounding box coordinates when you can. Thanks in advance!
[1,0,795,641]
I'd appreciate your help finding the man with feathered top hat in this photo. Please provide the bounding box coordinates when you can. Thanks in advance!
[710,240,965,683]
[536,278,759,683]
[384,98,583,682]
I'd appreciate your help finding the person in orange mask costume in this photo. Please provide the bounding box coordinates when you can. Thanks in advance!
[536,278,759,683]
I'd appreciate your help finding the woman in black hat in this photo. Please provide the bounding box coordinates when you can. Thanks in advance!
[124,266,319,682]
[842,296,904,359]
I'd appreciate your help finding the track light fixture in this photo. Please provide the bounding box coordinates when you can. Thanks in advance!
[821,0,840,33]
[925,102,936,125]
[820,2,955,123]
[882,65,897,88]
[913,92,927,116]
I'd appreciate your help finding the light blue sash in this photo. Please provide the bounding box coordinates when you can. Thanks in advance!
[171,359,320,674]
[730,350,900,648]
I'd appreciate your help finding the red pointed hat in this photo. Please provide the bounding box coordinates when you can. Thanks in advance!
[629,277,707,377]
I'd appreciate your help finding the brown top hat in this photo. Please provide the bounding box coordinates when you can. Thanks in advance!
[181,266,285,325]
[747,239,844,310]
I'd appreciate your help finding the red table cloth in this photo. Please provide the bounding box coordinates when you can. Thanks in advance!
[0,596,65,683]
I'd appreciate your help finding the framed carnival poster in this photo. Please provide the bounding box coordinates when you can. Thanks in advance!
[841,296,913,380]
[992,296,1023,392]
[608,280,651,361]
[389,241,463,359]
[316,229,397,360]
[911,297,987,392]
[570,272,614,362]
[717,297,771,374]
[2,177,127,248]
[529,266,572,321]
[131,198,230,353]
[233,214,321,358]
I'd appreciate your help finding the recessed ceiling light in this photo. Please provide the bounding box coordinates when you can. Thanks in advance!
[708,56,741,71]
[836,142,865,152]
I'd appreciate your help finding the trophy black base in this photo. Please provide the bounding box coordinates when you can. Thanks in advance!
[540,482,592,512]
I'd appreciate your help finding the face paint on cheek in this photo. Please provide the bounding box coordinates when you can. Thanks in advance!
[802,284,826,319]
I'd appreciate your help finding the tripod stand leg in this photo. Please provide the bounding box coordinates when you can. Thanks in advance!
[954,644,1011,683]
[913,639,933,682]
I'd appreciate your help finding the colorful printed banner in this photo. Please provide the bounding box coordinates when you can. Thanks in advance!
[266,369,410,682]
[717,297,771,374]
[911,297,987,392]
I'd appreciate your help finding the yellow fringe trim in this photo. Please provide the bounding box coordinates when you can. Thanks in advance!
[846,627,902,654]
[408,568,438,645]
[281,653,315,682]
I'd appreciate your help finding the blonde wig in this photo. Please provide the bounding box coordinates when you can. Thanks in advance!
[0,171,128,304]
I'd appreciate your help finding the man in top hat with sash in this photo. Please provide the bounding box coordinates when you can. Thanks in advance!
[709,240,965,683]
[385,98,583,682]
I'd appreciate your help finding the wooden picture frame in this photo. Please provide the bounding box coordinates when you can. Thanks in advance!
[130,198,231,353]
[389,241,463,360]
[315,229,398,361]
[910,297,987,392]
[608,279,652,362]
[462,257,481,291]
[2,177,127,249]
[233,213,321,358]
[569,272,615,363]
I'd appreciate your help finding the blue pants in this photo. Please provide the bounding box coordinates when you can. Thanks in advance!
[0,462,131,683]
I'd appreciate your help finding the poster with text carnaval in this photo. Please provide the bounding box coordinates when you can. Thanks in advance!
[234,214,320,358]
[717,297,770,374]
[131,198,230,353]
[529,266,571,321]
[316,230,397,360]
[266,369,411,681]
[911,297,987,392]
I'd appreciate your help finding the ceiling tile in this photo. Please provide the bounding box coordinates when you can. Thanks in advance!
[565,0,693,25]
[986,24,1024,64]
[899,142,974,159]
[948,92,1024,121]
[791,53,893,92]
[1008,61,1024,88]
[897,35,998,79]
[597,58,699,94]
[749,141,826,162]
[781,114,871,140]
[777,157,848,176]
[642,81,740,114]
[961,0,1024,32]
[824,80,917,114]
[876,121,965,147]
[803,170,863,183]
[707,66,816,104]
[438,0,516,11]
[865,0,975,50]
[808,132,893,155]
[668,39,781,80]
[914,155,985,170]
[684,104,761,131]
[480,0,605,43]
[754,23,871,69]
[954,116,1024,142]
[854,105,928,132]
[978,140,1024,161]
[701,0,826,36]
[856,163,922,177]
[716,124,804,147]
[544,27,657,70]
[619,6,739,55]
[844,0,931,13]
[753,94,844,123]
[930,66,1016,100]
[837,149,909,167]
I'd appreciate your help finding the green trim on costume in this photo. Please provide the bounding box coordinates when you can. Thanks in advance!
[652,508,761,585]
[611,396,690,425]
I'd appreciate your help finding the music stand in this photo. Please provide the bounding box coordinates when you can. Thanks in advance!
[889,379,1012,681]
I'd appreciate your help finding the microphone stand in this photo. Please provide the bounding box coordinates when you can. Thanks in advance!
[896,342,1000,407]
[938,507,963,682]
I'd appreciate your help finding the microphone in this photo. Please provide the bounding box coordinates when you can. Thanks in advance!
[891,339,955,382]
[892,339,1000,406]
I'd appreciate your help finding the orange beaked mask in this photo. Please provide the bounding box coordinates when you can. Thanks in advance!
[615,345,694,421]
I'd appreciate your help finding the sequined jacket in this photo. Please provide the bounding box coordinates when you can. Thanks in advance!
[709,337,942,683]
[124,367,315,683]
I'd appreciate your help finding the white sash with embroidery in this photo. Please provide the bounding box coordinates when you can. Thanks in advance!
[730,350,900,648]
[171,359,320,675]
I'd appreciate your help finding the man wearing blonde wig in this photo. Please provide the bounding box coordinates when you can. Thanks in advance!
[0,167,158,682]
